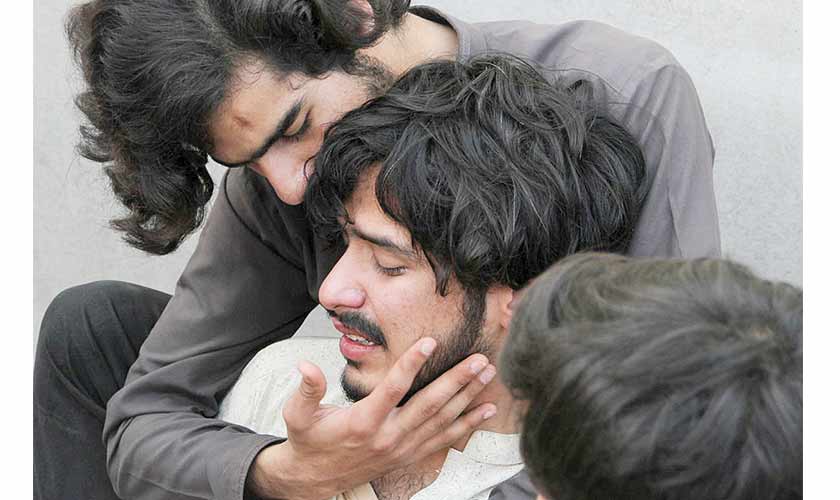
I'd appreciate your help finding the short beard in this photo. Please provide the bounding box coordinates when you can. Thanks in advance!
[343,54,397,98]
[341,288,493,406]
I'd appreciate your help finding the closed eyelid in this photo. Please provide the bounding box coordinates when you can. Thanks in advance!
[283,110,311,140]
[375,261,407,276]
[211,99,306,168]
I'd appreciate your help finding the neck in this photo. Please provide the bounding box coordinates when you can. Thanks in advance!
[375,377,521,496]
[451,380,522,452]
[360,12,459,77]
[476,380,522,433]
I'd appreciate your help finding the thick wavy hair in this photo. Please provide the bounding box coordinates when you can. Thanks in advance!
[306,54,649,294]
[66,0,410,254]
[501,253,803,500]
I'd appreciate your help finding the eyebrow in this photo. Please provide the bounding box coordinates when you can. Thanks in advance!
[210,98,305,168]
[348,226,418,260]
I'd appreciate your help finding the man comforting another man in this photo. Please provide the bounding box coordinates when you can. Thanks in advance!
[218,55,802,500]
[37,1,721,499]
[219,55,802,500]
[218,54,648,500]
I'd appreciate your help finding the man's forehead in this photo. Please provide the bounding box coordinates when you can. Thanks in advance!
[224,65,297,120]
[208,65,305,158]
[345,169,415,254]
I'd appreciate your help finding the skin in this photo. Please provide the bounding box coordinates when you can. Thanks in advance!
[319,168,508,497]
[319,167,510,413]
[319,168,523,476]
[207,12,459,205]
[208,64,376,204]
[249,167,526,500]
[217,10,507,500]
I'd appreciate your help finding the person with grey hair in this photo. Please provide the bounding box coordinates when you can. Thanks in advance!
[501,253,802,500]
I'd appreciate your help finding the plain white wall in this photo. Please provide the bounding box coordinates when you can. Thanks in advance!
[34,0,802,342]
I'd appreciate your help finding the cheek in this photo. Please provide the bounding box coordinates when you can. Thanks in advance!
[317,79,374,123]
[369,294,420,356]
[377,289,460,351]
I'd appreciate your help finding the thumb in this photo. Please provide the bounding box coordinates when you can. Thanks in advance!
[282,360,327,432]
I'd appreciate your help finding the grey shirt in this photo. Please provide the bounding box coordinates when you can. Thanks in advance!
[103,7,720,500]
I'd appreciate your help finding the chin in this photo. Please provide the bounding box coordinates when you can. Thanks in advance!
[340,365,375,403]
[274,188,305,206]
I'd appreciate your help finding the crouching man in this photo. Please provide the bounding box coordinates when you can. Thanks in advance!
[501,252,803,500]
[218,54,649,500]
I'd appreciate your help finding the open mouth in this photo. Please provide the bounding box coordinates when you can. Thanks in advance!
[333,317,384,362]
[343,333,378,346]
[330,317,383,346]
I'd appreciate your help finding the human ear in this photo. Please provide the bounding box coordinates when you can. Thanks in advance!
[502,287,523,331]
[348,0,376,36]
[486,286,516,332]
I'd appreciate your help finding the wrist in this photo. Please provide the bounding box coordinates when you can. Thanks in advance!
[245,441,331,500]
[247,441,299,500]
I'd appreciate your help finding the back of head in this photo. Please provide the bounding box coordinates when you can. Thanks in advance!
[66,0,409,254]
[306,54,649,295]
[501,253,803,500]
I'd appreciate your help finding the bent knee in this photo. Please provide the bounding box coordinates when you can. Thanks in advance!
[37,281,167,365]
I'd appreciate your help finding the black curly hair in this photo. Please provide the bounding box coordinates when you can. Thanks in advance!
[306,54,649,295]
[66,0,410,254]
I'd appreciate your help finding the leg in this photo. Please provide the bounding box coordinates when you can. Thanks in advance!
[34,281,171,500]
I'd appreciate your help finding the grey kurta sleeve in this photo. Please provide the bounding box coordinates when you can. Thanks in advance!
[622,63,720,258]
[103,169,319,500]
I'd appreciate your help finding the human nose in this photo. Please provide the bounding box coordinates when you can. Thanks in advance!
[319,251,366,311]
[248,151,303,182]
[248,151,310,205]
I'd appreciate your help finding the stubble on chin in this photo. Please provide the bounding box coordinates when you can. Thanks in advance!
[340,364,372,403]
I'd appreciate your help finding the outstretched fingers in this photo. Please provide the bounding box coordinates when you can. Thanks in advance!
[351,338,438,426]
[407,402,498,458]
[396,353,492,432]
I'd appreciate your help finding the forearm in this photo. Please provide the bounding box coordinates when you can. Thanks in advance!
[106,412,284,500]
[104,306,311,500]
[246,442,314,500]
[104,169,320,499]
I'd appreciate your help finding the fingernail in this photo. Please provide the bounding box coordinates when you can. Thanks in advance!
[479,366,496,384]
[483,408,497,420]
[420,339,436,356]
[470,359,487,374]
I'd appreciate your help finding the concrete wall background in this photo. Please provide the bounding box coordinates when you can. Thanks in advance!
[34,0,802,342]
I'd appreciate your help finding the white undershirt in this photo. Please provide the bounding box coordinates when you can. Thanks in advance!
[219,337,523,500]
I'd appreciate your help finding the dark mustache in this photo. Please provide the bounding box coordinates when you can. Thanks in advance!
[328,310,387,347]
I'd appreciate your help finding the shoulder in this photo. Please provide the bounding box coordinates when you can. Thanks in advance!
[220,167,319,268]
[472,17,710,165]
[223,168,309,236]
[467,17,716,258]
[218,337,349,435]
[241,336,345,384]
[474,18,688,99]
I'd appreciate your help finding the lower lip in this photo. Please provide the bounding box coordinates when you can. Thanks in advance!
[339,335,382,362]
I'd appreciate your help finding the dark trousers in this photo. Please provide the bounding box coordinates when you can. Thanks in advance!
[34,281,171,500]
